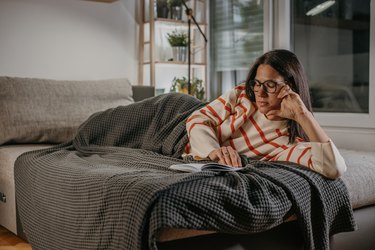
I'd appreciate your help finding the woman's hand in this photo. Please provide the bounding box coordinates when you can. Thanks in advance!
[208,146,242,168]
[266,85,310,122]
[266,85,330,143]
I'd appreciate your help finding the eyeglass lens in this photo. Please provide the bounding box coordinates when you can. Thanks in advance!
[251,80,280,93]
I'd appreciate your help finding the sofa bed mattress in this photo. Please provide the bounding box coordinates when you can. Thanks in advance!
[339,149,375,209]
[0,144,53,234]
[1,145,374,242]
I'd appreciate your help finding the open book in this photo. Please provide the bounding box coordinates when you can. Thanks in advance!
[169,163,242,173]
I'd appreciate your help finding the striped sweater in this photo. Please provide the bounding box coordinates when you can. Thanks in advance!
[184,83,347,178]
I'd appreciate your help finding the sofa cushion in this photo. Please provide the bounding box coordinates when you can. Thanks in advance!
[340,149,375,209]
[0,76,134,145]
[0,144,53,234]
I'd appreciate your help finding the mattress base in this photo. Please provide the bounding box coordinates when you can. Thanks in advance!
[0,144,53,235]
[157,205,375,250]
[2,145,375,244]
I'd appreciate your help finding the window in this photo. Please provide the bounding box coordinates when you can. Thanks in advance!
[209,0,265,99]
[291,0,375,128]
[293,0,370,114]
[209,0,374,128]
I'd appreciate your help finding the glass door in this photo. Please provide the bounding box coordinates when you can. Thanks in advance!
[290,0,374,128]
[209,0,374,129]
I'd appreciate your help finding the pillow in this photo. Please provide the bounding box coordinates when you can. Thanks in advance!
[0,76,134,145]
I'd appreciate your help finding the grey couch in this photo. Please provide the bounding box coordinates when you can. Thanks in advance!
[157,149,375,250]
[1,76,374,249]
[0,76,155,237]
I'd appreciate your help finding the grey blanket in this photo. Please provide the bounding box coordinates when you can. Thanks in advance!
[15,93,356,250]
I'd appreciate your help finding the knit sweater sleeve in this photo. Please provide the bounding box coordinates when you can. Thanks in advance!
[271,139,347,179]
[186,85,245,158]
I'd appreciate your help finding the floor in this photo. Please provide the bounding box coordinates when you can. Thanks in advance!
[0,226,31,250]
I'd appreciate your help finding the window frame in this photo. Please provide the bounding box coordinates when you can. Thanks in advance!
[272,0,375,129]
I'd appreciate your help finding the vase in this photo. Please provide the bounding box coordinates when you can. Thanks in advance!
[157,6,169,18]
[171,6,182,20]
[172,46,187,62]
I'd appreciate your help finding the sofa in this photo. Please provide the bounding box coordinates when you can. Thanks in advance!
[1,76,375,250]
[158,148,375,250]
[0,76,155,236]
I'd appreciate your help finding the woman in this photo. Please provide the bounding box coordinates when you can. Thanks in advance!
[184,49,346,179]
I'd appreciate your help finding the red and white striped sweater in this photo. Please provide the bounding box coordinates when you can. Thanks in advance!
[184,83,346,178]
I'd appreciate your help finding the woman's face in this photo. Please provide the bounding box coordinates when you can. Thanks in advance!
[253,64,286,115]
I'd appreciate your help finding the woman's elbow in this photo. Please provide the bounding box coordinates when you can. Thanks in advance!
[323,161,347,179]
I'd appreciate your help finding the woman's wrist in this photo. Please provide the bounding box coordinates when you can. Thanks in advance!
[294,111,330,142]
[294,109,313,124]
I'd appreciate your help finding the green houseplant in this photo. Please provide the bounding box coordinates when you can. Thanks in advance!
[170,76,205,101]
[166,30,188,61]
[166,30,188,47]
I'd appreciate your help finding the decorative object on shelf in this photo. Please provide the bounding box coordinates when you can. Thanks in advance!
[170,76,205,101]
[167,0,184,20]
[166,30,188,62]
[157,0,169,18]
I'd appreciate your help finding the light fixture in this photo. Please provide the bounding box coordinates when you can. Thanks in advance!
[181,1,208,95]
[306,1,335,16]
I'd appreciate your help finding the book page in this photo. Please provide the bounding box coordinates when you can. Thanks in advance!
[169,163,242,173]
[169,163,206,172]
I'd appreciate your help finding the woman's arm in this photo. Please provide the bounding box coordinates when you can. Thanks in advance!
[266,85,329,143]
[187,85,246,166]
[266,85,347,178]
[269,140,347,179]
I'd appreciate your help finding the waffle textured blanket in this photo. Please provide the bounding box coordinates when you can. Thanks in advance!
[15,93,356,250]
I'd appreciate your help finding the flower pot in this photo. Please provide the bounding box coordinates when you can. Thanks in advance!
[157,6,169,18]
[171,6,183,20]
[178,87,189,94]
[172,46,187,62]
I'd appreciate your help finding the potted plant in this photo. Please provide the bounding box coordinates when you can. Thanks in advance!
[170,76,205,101]
[166,30,188,46]
[166,30,188,61]
[167,0,184,20]
[157,0,169,18]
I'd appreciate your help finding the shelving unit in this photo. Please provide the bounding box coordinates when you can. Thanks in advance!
[139,0,207,97]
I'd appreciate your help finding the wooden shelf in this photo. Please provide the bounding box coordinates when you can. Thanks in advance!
[157,61,204,65]
[139,0,207,97]
[83,0,118,3]
[145,18,207,27]
[143,61,206,67]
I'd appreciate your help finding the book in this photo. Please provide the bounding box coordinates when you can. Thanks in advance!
[169,163,242,173]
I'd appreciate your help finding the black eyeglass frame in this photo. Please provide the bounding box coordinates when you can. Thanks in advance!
[249,79,287,94]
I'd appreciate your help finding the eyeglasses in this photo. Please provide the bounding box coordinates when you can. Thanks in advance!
[249,79,286,94]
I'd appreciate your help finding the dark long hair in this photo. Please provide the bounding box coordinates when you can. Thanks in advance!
[245,49,312,143]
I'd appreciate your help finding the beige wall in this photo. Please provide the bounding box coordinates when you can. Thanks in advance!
[0,0,139,84]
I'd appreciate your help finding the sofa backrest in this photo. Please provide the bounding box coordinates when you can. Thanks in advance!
[0,76,153,145]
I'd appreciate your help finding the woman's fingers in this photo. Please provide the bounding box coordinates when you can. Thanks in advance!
[209,148,226,165]
[227,147,242,167]
[208,146,242,168]
[277,85,292,99]
[221,147,233,166]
